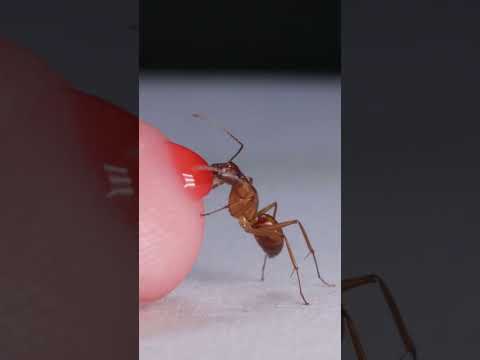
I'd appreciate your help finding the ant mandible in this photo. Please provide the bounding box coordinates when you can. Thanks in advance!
[194,114,334,305]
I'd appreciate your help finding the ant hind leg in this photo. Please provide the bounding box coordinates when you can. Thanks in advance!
[200,204,229,216]
[266,220,335,287]
[283,236,309,305]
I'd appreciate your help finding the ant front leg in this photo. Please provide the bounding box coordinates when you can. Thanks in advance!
[266,220,334,287]
[200,204,229,216]
[247,225,309,305]
[201,198,250,217]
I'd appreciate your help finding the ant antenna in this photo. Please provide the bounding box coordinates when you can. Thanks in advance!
[192,113,244,162]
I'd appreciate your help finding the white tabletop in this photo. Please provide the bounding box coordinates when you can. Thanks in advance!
[139,73,341,360]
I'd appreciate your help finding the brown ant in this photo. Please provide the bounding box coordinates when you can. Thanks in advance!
[194,114,334,305]
[192,115,416,357]
[342,274,417,360]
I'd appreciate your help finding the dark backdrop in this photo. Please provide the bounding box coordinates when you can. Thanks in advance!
[141,0,340,72]
[1,2,138,359]
[343,2,480,359]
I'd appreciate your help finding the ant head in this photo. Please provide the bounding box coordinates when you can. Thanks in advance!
[192,113,246,189]
[210,161,243,187]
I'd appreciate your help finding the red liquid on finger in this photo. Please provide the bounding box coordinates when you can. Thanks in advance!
[166,142,213,201]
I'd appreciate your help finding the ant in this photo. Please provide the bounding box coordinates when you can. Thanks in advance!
[194,114,334,305]
[342,274,417,360]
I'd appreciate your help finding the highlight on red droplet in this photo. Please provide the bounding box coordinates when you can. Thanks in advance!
[166,142,213,201]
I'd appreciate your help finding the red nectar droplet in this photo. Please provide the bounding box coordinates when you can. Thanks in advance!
[166,142,213,201]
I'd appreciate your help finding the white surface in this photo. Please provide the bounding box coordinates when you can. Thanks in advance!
[139,73,341,360]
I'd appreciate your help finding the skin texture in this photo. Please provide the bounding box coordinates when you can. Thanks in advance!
[1,38,206,307]
[139,122,207,303]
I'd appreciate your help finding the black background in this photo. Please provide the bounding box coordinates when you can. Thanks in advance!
[141,0,340,72]
[1,1,138,359]
[343,1,480,359]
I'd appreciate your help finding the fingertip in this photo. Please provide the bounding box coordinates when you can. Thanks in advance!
[139,121,210,303]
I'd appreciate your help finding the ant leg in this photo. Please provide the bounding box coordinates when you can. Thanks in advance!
[211,182,222,190]
[283,236,309,305]
[202,197,255,217]
[265,220,334,287]
[257,202,278,218]
[342,305,367,360]
[342,274,417,360]
[200,204,229,216]
[260,254,267,281]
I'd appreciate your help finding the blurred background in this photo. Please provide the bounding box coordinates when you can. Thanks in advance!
[140,1,341,360]
[0,2,138,112]
[1,3,138,359]
[141,0,339,72]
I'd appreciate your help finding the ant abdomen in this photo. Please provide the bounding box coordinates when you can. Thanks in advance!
[253,214,284,258]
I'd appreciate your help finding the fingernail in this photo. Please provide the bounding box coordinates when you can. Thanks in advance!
[165,141,213,201]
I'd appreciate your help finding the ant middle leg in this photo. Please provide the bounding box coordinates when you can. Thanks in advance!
[265,220,334,287]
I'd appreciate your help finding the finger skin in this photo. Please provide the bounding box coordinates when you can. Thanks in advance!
[139,121,206,303]
[1,38,140,358]
[2,37,205,305]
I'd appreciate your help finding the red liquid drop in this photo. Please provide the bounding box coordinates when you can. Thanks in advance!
[166,142,213,201]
